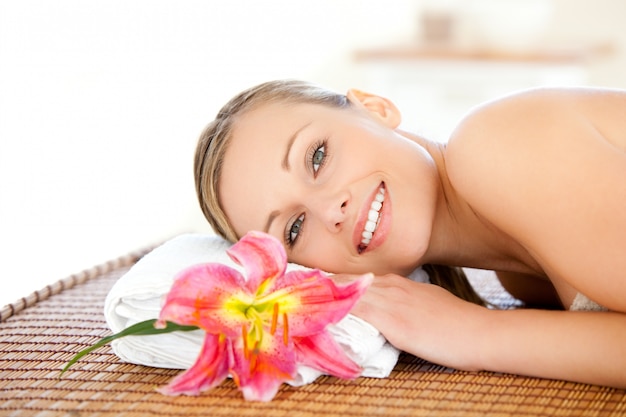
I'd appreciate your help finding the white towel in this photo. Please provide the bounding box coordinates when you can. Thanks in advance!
[569,293,608,312]
[104,233,429,386]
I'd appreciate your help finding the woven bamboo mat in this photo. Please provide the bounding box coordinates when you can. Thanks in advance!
[1,251,625,417]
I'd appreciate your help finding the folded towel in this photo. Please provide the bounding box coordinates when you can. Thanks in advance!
[104,233,429,386]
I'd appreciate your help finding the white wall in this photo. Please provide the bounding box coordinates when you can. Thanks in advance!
[545,0,626,88]
[0,0,422,306]
[352,0,626,140]
[1,0,625,307]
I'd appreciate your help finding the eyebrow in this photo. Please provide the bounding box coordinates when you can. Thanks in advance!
[266,122,312,234]
[264,210,280,234]
[282,122,311,171]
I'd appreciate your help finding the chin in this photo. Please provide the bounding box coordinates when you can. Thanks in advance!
[366,259,419,276]
[389,244,428,276]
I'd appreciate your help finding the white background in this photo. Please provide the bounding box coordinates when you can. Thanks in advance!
[1,0,625,307]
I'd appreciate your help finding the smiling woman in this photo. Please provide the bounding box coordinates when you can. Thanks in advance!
[194,79,626,389]
[194,80,484,305]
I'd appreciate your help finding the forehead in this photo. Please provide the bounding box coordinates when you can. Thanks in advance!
[234,101,305,142]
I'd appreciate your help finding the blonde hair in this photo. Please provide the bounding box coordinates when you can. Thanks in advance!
[194,80,485,306]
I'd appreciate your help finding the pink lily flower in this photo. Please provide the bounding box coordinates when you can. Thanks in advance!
[156,231,373,401]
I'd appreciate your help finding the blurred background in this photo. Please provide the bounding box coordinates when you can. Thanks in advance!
[1,0,625,307]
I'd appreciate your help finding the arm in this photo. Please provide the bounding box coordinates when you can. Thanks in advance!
[350,274,626,388]
[477,305,626,388]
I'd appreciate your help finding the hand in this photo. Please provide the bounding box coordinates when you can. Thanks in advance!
[336,273,486,371]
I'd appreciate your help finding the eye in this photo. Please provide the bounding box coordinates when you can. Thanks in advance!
[308,139,328,175]
[312,146,325,172]
[286,213,305,247]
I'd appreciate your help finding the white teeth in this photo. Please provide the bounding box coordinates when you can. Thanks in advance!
[367,209,379,222]
[359,185,385,250]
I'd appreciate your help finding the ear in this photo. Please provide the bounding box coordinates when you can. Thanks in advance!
[346,88,401,128]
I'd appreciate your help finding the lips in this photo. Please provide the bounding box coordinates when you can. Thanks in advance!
[354,182,389,254]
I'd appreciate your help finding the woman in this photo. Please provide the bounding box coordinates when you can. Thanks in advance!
[194,80,626,388]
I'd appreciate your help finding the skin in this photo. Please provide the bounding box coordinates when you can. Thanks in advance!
[220,86,626,388]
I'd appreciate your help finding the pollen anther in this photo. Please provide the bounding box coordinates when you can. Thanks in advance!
[282,313,289,346]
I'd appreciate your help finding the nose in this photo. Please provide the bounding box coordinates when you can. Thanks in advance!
[310,191,349,233]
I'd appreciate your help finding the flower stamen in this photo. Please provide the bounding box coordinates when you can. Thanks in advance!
[249,341,259,372]
[271,303,279,335]
[282,313,289,346]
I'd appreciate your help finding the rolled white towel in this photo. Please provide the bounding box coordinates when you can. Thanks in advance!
[104,233,428,385]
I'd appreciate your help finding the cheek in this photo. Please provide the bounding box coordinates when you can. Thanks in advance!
[385,151,438,270]
[289,238,348,272]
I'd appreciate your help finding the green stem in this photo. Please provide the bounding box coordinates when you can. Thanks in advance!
[60,319,198,375]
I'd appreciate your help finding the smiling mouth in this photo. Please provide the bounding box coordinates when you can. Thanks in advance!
[357,183,385,254]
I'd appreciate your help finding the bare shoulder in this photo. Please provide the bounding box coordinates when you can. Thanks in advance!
[447,87,626,158]
[446,87,626,311]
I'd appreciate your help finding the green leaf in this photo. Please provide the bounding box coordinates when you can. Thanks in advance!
[60,319,199,375]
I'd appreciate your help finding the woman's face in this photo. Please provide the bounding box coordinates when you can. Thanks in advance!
[220,93,440,275]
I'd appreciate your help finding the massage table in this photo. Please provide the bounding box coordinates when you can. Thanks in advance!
[1,244,625,416]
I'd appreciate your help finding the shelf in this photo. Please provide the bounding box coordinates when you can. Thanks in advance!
[354,43,613,64]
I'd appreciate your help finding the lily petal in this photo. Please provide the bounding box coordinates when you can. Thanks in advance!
[159,263,250,337]
[294,332,362,379]
[270,271,373,336]
[239,376,284,402]
[230,330,297,402]
[158,333,230,396]
[227,231,286,291]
